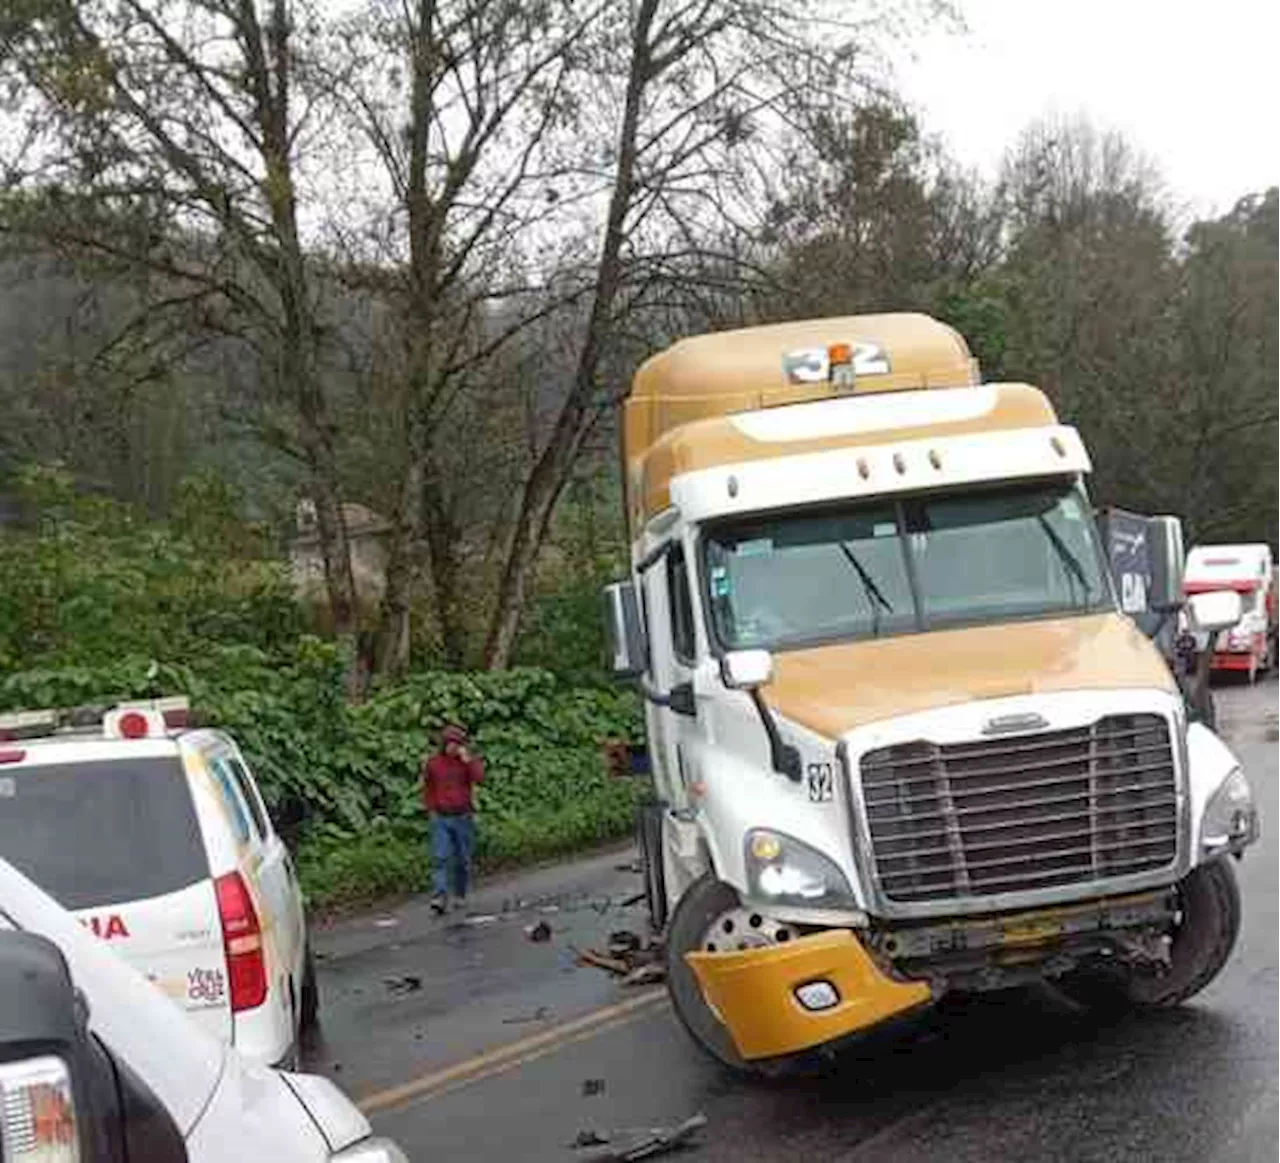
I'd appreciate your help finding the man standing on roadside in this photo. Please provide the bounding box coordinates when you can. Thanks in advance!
[422,724,484,914]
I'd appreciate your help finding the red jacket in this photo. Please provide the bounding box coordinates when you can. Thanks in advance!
[422,752,485,815]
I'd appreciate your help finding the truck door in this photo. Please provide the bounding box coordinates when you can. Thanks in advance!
[639,539,710,920]
[642,541,701,814]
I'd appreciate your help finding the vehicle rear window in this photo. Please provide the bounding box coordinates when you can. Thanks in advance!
[0,757,207,910]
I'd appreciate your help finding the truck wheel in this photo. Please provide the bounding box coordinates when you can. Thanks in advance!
[636,802,668,934]
[299,946,321,1034]
[1055,859,1240,1011]
[666,874,755,1073]
[665,873,815,1078]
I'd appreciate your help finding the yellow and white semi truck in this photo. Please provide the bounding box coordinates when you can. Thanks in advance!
[603,313,1258,1072]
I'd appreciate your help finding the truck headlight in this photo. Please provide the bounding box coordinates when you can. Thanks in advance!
[332,1138,410,1163]
[744,829,856,909]
[1200,766,1259,857]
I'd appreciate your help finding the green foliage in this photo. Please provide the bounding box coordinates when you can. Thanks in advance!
[0,634,644,908]
[0,465,300,673]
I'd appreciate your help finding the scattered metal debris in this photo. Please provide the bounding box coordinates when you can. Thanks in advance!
[575,929,667,985]
[382,974,422,995]
[526,920,553,943]
[608,930,642,956]
[573,946,630,975]
[575,1113,708,1161]
[620,962,665,987]
[581,1078,606,1097]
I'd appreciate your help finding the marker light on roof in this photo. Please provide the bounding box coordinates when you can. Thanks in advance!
[116,711,150,739]
[103,706,168,740]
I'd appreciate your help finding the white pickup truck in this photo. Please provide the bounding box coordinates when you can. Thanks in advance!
[0,854,407,1163]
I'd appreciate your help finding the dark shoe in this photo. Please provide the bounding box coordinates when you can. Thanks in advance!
[430,894,447,915]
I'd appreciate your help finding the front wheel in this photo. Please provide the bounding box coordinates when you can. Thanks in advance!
[299,945,321,1034]
[636,801,668,934]
[1055,859,1241,1011]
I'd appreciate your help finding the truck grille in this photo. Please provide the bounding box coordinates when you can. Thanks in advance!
[859,714,1177,902]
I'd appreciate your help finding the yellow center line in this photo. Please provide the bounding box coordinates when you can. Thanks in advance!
[357,988,669,1115]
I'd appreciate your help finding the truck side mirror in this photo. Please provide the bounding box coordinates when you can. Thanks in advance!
[1186,589,1243,634]
[721,649,774,690]
[602,581,647,680]
[1148,515,1186,612]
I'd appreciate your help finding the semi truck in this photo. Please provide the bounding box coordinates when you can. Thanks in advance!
[1183,543,1277,682]
[603,313,1259,1073]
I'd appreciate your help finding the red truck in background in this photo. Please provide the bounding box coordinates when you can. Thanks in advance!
[1184,543,1277,681]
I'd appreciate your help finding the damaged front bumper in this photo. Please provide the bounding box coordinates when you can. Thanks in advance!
[684,930,932,1061]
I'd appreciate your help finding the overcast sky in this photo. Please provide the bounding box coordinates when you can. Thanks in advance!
[892,0,1279,220]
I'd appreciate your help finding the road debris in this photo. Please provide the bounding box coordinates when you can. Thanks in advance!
[581,1078,606,1097]
[573,1113,708,1161]
[620,962,665,987]
[382,974,422,995]
[608,930,642,956]
[574,929,667,985]
[526,920,553,943]
[573,946,630,975]
[619,891,646,908]
[373,916,399,928]
[614,859,644,874]
[463,913,499,926]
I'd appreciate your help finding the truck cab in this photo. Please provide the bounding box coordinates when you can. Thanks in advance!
[1184,543,1277,681]
[605,314,1259,1071]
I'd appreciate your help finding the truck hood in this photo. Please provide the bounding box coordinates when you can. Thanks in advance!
[767,612,1176,740]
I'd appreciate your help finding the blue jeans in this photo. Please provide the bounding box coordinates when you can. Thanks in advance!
[432,814,475,899]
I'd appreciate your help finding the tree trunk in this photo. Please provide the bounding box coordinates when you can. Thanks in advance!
[422,463,468,669]
[372,455,423,678]
[301,429,359,651]
[481,0,657,669]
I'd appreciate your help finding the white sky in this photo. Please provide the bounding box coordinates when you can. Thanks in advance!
[893,0,1280,219]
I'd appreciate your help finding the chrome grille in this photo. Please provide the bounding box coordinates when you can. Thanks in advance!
[859,714,1177,902]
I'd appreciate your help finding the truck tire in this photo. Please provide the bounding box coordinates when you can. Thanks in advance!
[665,874,753,1073]
[1054,859,1241,1011]
[636,801,668,934]
[299,945,321,1034]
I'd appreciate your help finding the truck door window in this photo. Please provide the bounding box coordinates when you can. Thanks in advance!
[668,546,697,662]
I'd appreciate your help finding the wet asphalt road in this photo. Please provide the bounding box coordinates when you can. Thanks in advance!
[306,681,1278,1162]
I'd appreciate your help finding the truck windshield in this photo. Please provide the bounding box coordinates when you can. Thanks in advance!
[704,482,1112,651]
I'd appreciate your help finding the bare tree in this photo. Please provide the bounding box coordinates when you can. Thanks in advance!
[318,0,602,673]
[0,0,362,658]
[481,0,889,667]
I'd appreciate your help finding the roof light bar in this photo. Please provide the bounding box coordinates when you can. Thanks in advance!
[0,696,192,741]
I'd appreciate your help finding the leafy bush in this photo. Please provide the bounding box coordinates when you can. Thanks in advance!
[0,465,300,672]
[0,646,645,908]
[0,466,646,908]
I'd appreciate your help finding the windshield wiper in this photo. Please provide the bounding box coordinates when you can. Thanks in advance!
[839,542,893,636]
[1037,515,1093,607]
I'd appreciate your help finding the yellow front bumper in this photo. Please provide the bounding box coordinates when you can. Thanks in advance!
[685,930,932,1061]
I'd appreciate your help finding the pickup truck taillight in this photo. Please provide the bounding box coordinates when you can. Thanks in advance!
[215,872,267,1012]
[0,1055,80,1161]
